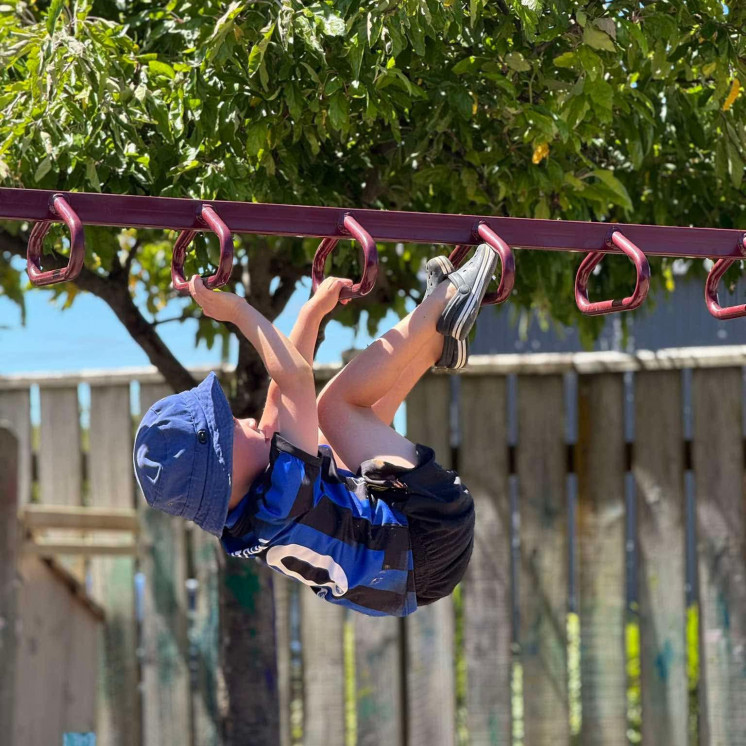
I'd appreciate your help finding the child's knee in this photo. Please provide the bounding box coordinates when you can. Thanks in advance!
[316,387,337,428]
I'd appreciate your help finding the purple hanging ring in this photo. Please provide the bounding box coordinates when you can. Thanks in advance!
[448,221,516,305]
[311,214,378,300]
[171,204,234,292]
[27,194,86,286]
[704,234,746,320]
[575,230,650,316]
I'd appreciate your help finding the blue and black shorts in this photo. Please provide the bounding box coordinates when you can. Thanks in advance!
[359,444,476,606]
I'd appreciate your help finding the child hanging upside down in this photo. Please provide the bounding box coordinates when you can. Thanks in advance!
[133,245,498,616]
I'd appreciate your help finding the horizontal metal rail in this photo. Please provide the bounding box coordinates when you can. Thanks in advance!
[1,186,745,259]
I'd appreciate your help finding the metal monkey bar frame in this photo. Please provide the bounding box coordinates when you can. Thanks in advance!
[2,187,745,318]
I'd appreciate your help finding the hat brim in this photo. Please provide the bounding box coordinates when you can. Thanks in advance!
[189,372,233,536]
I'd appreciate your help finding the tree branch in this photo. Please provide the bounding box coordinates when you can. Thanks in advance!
[0,229,197,392]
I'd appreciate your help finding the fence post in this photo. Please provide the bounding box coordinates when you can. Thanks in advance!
[576,373,627,745]
[88,384,140,746]
[517,375,570,746]
[405,374,456,746]
[460,374,512,744]
[0,424,20,745]
[137,383,190,746]
[692,368,746,745]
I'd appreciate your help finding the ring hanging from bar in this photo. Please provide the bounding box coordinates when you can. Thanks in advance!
[575,230,651,316]
[448,221,516,305]
[171,204,234,291]
[311,214,378,300]
[704,234,746,319]
[27,194,86,287]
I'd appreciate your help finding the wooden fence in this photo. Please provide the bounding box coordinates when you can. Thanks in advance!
[1,347,746,746]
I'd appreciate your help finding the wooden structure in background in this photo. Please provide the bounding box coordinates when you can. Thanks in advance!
[1,347,746,745]
[0,425,105,745]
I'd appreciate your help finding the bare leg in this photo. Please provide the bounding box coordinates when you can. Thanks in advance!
[317,282,453,471]
[371,333,443,427]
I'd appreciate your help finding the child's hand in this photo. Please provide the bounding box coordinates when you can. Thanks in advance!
[310,277,354,315]
[188,275,246,323]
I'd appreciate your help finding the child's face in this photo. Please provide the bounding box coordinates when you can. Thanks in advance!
[228,417,271,509]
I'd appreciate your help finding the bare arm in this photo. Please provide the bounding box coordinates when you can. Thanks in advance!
[260,278,351,436]
[188,276,318,454]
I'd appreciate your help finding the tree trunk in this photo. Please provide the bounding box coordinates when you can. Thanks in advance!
[221,560,282,745]
[221,336,282,746]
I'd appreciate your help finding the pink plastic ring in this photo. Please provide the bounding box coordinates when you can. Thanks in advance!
[448,222,515,305]
[575,230,650,316]
[27,194,86,286]
[704,234,746,319]
[311,214,378,300]
[171,205,234,292]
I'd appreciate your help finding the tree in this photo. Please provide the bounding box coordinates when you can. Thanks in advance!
[1,0,745,742]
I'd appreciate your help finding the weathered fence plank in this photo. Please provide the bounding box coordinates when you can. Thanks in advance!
[15,555,102,745]
[301,591,347,746]
[354,615,403,746]
[88,383,140,746]
[0,391,31,505]
[189,527,224,746]
[137,382,191,746]
[517,375,569,746]
[634,371,687,746]
[576,373,627,745]
[692,368,746,746]
[39,386,84,578]
[406,374,456,746]
[0,425,19,745]
[275,574,293,746]
[460,375,512,745]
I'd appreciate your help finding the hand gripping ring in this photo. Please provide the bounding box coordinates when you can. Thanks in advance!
[447,221,515,305]
[704,234,746,320]
[311,214,378,300]
[575,230,650,316]
[27,194,86,287]
[171,204,234,292]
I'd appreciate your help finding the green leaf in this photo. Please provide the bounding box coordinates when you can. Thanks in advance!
[46,0,65,35]
[246,122,266,156]
[505,52,531,72]
[583,25,615,53]
[86,159,101,192]
[248,44,264,76]
[726,140,744,189]
[591,169,633,210]
[321,13,346,37]
[34,157,52,182]
[348,35,365,80]
[553,52,578,69]
[585,77,613,112]
[328,92,348,130]
[285,83,303,121]
[248,24,275,77]
[453,56,478,75]
[324,77,344,96]
[148,60,175,79]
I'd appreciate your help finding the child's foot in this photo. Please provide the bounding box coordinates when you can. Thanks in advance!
[436,244,498,341]
[424,255,469,370]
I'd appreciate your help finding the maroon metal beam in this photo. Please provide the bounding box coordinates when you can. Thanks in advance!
[1,187,745,259]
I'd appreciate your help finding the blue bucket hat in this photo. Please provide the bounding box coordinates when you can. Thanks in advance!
[133,372,233,537]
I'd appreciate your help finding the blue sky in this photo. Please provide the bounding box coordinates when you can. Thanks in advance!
[0,257,409,429]
[0,259,392,374]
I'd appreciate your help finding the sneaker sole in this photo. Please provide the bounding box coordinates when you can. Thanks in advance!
[441,246,498,341]
[434,336,468,370]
